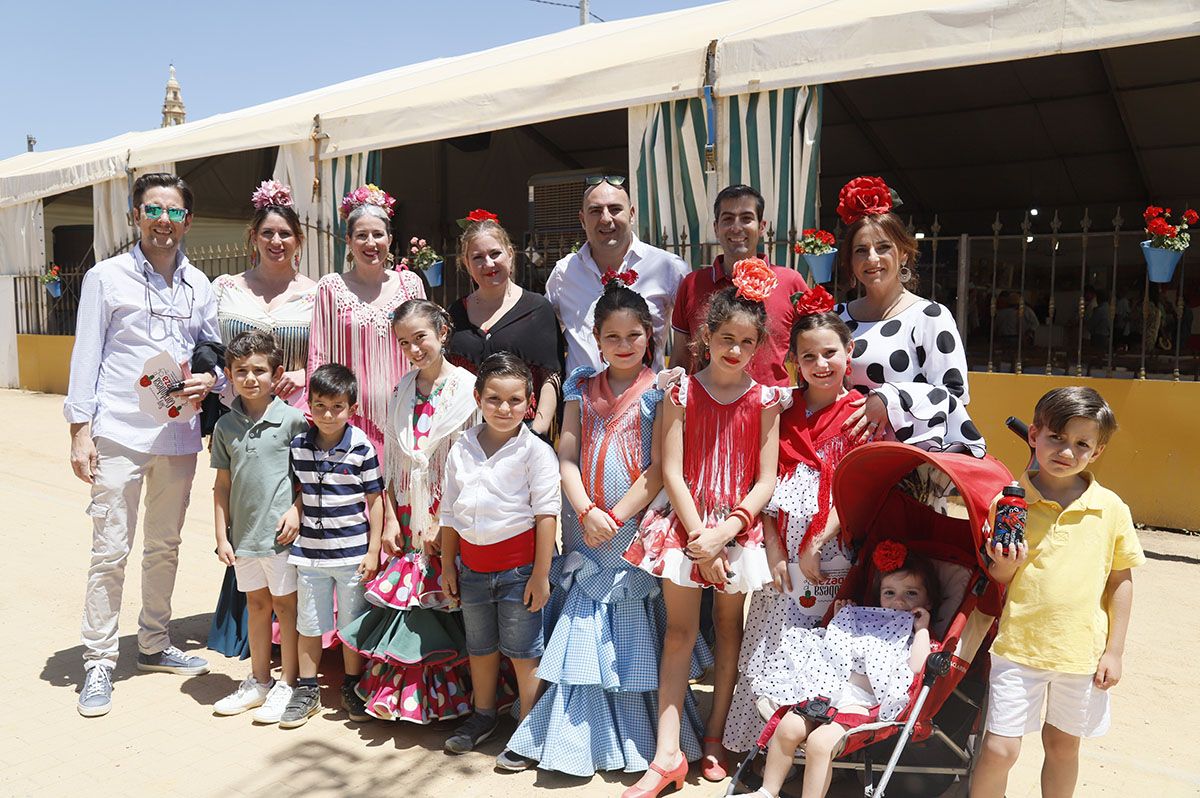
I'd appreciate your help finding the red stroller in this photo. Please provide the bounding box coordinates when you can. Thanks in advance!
[727,441,1013,797]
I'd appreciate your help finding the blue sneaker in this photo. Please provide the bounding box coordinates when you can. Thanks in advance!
[136,645,210,676]
[78,665,113,717]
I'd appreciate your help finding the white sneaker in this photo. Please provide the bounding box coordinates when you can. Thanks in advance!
[214,676,272,716]
[252,681,294,724]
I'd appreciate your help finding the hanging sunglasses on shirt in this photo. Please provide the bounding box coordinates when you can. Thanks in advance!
[144,274,195,320]
[142,204,189,223]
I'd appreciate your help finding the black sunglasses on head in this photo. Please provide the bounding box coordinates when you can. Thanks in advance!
[584,175,627,188]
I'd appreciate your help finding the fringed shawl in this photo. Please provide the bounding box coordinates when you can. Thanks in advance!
[776,390,862,555]
[384,365,479,543]
[579,367,656,509]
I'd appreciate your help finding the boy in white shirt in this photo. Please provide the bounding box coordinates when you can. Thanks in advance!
[440,353,561,767]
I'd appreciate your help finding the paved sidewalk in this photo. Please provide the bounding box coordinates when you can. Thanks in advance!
[3,388,1197,797]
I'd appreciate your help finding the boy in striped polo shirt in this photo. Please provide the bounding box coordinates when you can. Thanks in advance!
[278,363,384,728]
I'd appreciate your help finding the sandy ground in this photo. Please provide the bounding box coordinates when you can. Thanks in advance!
[2,387,1197,798]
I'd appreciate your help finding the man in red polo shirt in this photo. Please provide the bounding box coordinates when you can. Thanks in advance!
[670,184,808,386]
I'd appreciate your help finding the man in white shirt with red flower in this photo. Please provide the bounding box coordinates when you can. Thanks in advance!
[545,176,690,373]
[65,173,221,717]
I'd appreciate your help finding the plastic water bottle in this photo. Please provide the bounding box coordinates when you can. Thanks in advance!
[993,482,1027,554]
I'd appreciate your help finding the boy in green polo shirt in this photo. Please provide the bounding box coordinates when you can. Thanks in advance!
[210,331,310,723]
[971,386,1145,797]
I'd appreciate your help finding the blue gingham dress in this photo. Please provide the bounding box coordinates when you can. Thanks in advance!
[508,367,711,777]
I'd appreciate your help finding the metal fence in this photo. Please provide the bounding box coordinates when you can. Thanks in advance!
[15,209,1196,382]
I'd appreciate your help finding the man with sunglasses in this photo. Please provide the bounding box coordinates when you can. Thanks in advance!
[65,172,222,717]
[544,175,689,373]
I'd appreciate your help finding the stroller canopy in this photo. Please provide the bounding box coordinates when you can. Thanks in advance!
[832,442,1014,572]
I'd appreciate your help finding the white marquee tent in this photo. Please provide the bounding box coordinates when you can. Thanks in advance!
[1,0,1197,277]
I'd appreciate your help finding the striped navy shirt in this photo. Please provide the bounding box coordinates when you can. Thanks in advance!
[288,423,384,568]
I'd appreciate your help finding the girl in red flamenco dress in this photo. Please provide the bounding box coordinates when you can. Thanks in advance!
[622,259,787,798]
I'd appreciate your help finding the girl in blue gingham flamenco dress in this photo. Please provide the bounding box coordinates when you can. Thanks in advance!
[507,365,710,777]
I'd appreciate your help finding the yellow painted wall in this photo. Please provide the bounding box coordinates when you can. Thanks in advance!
[968,372,1200,530]
[13,338,1198,528]
[17,335,74,395]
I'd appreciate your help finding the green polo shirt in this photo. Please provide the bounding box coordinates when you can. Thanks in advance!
[210,396,310,556]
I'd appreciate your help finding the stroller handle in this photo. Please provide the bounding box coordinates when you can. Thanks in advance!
[1005,416,1030,442]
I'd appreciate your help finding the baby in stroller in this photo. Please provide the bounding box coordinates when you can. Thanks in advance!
[735,541,941,798]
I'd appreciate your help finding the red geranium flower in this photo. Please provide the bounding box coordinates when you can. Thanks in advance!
[1185,209,1198,225]
[731,257,778,303]
[837,176,894,226]
[1143,205,1164,221]
[873,540,908,573]
[790,285,836,317]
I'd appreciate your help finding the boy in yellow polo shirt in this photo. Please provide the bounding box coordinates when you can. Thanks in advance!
[971,387,1144,798]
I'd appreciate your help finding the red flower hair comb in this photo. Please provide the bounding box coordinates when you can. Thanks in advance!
[790,285,836,317]
[731,257,777,303]
[872,540,908,573]
[836,176,900,226]
[601,269,638,288]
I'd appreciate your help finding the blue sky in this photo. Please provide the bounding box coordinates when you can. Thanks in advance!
[1,0,711,160]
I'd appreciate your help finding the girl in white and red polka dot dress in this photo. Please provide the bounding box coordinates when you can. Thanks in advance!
[338,299,502,723]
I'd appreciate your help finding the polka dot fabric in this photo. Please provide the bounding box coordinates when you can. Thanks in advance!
[725,431,857,752]
[752,605,920,724]
[839,299,986,455]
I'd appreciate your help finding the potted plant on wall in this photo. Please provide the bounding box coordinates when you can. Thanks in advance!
[1142,205,1196,283]
[793,228,837,283]
[401,237,443,286]
[41,263,63,297]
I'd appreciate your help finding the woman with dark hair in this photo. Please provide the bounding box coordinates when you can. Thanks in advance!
[208,180,318,664]
[833,177,986,455]
[447,213,561,436]
[213,180,316,406]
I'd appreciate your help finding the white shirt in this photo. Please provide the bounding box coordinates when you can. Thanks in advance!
[63,244,221,455]
[545,235,689,373]
[440,424,561,545]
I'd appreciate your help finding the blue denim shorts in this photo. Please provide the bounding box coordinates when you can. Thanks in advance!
[457,562,544,660]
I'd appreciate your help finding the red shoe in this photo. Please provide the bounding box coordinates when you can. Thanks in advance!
[700,736,728,782]
[621,755,688,798]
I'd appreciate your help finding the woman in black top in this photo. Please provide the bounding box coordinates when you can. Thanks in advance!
[447,217,561,435]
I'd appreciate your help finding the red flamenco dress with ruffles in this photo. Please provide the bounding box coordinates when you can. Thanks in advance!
[623,375,784,593]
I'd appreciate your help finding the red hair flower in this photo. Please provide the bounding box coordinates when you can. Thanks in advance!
[731,257,777,303]
[837,176,894,226]
[790,285,836,317]
[872,540,908,573]
[601,269,638,288]
[466,208,498,223]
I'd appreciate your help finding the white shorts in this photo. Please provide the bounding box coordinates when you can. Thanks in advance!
[985,654,1111,738]
[295,564,367,637]
[233,550,297,596]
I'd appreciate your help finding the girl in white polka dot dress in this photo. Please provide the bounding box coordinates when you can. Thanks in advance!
[733,541,940,798]
[724,286,866,754]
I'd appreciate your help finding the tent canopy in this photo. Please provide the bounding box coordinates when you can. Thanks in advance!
[3,0,1197,208]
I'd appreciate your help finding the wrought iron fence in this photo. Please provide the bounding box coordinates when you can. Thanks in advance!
[14,208,1196,382]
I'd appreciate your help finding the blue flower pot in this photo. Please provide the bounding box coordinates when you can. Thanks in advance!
[1141,240,1183,284]
[802,249,837,284]
[45,280,63,298]
[424,259,444,287]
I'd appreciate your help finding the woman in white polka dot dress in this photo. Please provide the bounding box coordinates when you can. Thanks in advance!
[832,177,986,456]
